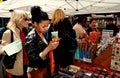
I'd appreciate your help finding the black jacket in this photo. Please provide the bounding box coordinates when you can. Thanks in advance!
[48,18,76,68]
[106,24,119,36]
[25,29,49,68]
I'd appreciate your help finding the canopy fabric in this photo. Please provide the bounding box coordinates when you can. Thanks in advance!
[0,0,18,17]
[0,10,11,17]
[0,0,120,17]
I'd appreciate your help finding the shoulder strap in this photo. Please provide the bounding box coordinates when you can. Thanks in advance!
[9,29,13,43]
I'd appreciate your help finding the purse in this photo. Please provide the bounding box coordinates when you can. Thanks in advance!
[1,29,17,69]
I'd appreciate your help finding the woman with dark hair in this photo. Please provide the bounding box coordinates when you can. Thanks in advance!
[87,19,99,35]
[25,6,59,78]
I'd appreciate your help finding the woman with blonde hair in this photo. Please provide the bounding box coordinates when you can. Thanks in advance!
[1,10,29,78]
[48,9,77,73]
[52,9,65,25]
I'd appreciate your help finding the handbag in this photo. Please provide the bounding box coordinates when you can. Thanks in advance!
[1,29,17,69]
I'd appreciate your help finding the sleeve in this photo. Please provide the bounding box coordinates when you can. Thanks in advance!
[73,25,80,39]
[1,30,11,46]
[1,30,11,54]
[25,36,44,63]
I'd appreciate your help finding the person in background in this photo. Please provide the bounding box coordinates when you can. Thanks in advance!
[48,9,77,73]
[87,19,99,35]
[0,10,29,78]
[0,27,7,40]
[106,18,119,36]
[73,16,88,41]
[25,6,59,78]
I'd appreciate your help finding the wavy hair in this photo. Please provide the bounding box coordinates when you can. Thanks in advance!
[7,10,28,29]
[52,9,65,25]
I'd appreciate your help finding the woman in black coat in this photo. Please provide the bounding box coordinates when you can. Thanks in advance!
[48,9,77,73]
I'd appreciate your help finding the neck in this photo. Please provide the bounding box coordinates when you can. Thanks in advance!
[36,29,43,37]
[17,25,23,31]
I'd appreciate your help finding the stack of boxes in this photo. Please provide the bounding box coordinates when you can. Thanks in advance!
[111,33,120,71]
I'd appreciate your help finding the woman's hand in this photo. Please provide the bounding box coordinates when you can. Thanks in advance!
[80,32,87,38]
[40,38,60,58]
[48,38,60,50]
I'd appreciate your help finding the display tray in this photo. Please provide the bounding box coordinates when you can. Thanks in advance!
[52,66,120,78]
[74,46,120,73]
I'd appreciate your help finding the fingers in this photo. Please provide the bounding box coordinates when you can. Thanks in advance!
[52,38,61,42]
[48,41,59,50]
[51,41,59,50]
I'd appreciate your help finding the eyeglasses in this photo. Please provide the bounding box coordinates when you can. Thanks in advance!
[24,18,29,21]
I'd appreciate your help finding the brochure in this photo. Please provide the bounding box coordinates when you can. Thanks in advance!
[3,39,22,56]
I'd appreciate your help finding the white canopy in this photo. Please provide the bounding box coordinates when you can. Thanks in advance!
[0,0,18,17]
[0,10,12,17]
[0,0,120,17]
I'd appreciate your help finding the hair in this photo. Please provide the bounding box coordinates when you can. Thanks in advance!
[77,16,86,24]
[31,6,49,24]
[107,18,114,21]
[7,10,28,29]
[77,16,87,23]
[90,18,95,24]
[52,9,65,25]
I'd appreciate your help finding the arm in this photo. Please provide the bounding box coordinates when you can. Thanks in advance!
[25,37,45,62]
[0,30,11,55]
[25,35,59,62]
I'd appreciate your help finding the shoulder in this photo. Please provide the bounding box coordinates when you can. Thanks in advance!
[25,29,36,45]
[64,18,71,24]
[26,28,36,39]
[2,29,12,37]
[27,28,35,35]
[1,29,12,46]
[73,23,80,29]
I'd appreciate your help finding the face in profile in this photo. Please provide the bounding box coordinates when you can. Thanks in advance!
[91,20,96,28]
[35,20,49,33]
[21,17,29,29]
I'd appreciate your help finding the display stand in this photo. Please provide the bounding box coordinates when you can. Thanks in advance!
[74,45,120,72]
[74,40,97,64]
[74,31,99,64]
[92,46,112,69]
[75,46,112,68]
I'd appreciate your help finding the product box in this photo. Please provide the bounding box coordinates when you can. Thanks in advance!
[58,65,81,78]
[110,43,120,71]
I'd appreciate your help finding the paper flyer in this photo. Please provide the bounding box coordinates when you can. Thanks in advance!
[3,39,22,56]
